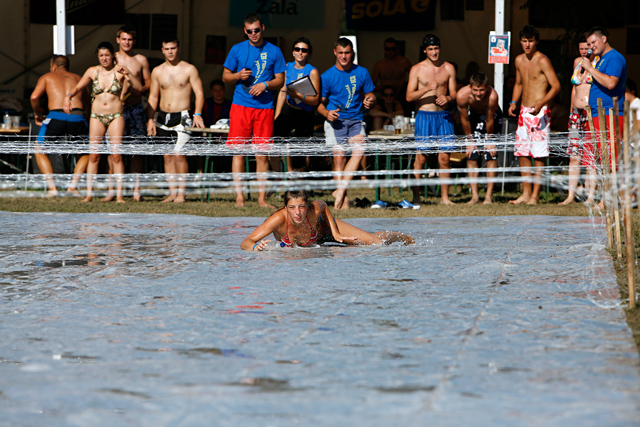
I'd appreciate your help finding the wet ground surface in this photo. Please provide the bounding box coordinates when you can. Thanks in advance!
[0,212,638,426]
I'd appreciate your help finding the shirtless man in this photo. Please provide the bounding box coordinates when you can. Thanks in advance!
[115,26,151,201]
[508,25,560,205]
[406,34,457,205]
[146,38,205,203]
[456,72,502,204]
[30,55,89,197]
[371,37,412,94]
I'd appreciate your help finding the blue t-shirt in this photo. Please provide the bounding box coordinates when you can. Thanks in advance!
[321,64,375,121]
[589,48,626,117]
[286,62,317,112]
[224,40,286,110]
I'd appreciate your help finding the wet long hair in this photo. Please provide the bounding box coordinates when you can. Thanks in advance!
[283,190,309,207]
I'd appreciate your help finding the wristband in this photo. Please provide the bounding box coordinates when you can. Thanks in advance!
[252,243,259,251]
[509,101,516,104]
[193,113,201,116]
[303,94,306,100]
[263,81,268,89]
[67,92,74,99]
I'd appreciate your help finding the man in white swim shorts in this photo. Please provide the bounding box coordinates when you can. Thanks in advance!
[508,25,560,205]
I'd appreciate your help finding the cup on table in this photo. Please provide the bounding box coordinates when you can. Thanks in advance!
[394,115,404,134]
[11,116,19,129]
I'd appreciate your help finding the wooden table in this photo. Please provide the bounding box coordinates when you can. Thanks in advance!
[0,126,30,135]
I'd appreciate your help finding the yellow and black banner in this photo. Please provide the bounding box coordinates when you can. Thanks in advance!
[346,0,436,31]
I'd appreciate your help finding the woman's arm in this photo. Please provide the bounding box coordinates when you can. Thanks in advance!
[368,104,391,118]
[240,212,283,251]
[118,65,142,94]
[315,201,358,244]
[301,68,321,107]
[63,67,94,113]
[274,71,287,120]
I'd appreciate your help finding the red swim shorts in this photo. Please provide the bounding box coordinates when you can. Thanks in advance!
[227,104,274,149]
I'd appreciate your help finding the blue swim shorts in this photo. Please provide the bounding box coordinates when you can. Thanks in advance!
[36,109,88,144]
[415,110,455,152]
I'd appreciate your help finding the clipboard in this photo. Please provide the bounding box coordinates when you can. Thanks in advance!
[286,75,317,105]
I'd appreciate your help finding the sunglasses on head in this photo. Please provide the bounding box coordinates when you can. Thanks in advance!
[245,28,261,34]
[293,47,308,53]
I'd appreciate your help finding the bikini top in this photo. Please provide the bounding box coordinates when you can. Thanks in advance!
[280,217,318,247]
[91,67,123,102]
[570,56,599,85]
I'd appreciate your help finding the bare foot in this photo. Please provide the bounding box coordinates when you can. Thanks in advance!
[467,197,480,205]
[133,192,143,202]
[45,190,59,198]
[173,195,186,204]
[441,199,456,205]
[509,195,530,205]
[102,195,115,202]
[525,198,539,205]
[116,197,126,204]
[66,188,81,197]
[259,201,276,209]
[336,196,350,210]
[161,195,176,203]
[334,191,345,210]
[81,196,93,203]
[585,197,596,205]
[235,199,245,208]
[483,198,493,205]
[558,197,574,206]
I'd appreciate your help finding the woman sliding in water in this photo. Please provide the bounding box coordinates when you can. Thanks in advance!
[241,190,414,251]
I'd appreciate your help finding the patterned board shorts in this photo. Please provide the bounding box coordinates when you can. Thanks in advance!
[567,107,588,156]
[514,106,550,158]
[123,102,146,139]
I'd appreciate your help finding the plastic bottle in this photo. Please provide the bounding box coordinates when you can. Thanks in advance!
[3,111,10,130]
[409,111,416,132]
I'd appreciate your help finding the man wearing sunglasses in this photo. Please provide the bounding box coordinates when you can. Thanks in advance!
[223,12,285,208]
[318,37,376,210]
[371,37,412,95]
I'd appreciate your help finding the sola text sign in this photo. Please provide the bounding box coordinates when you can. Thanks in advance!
[346,0,435,31]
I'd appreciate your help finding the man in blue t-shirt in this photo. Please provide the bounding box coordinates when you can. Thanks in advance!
[582,26,626,171]
[222,13,285,208]
[318,38,376,210]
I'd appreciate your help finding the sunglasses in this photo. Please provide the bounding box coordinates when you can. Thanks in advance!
[383,93,395,97]
[293,47,309,53]
[245,28,261,35]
